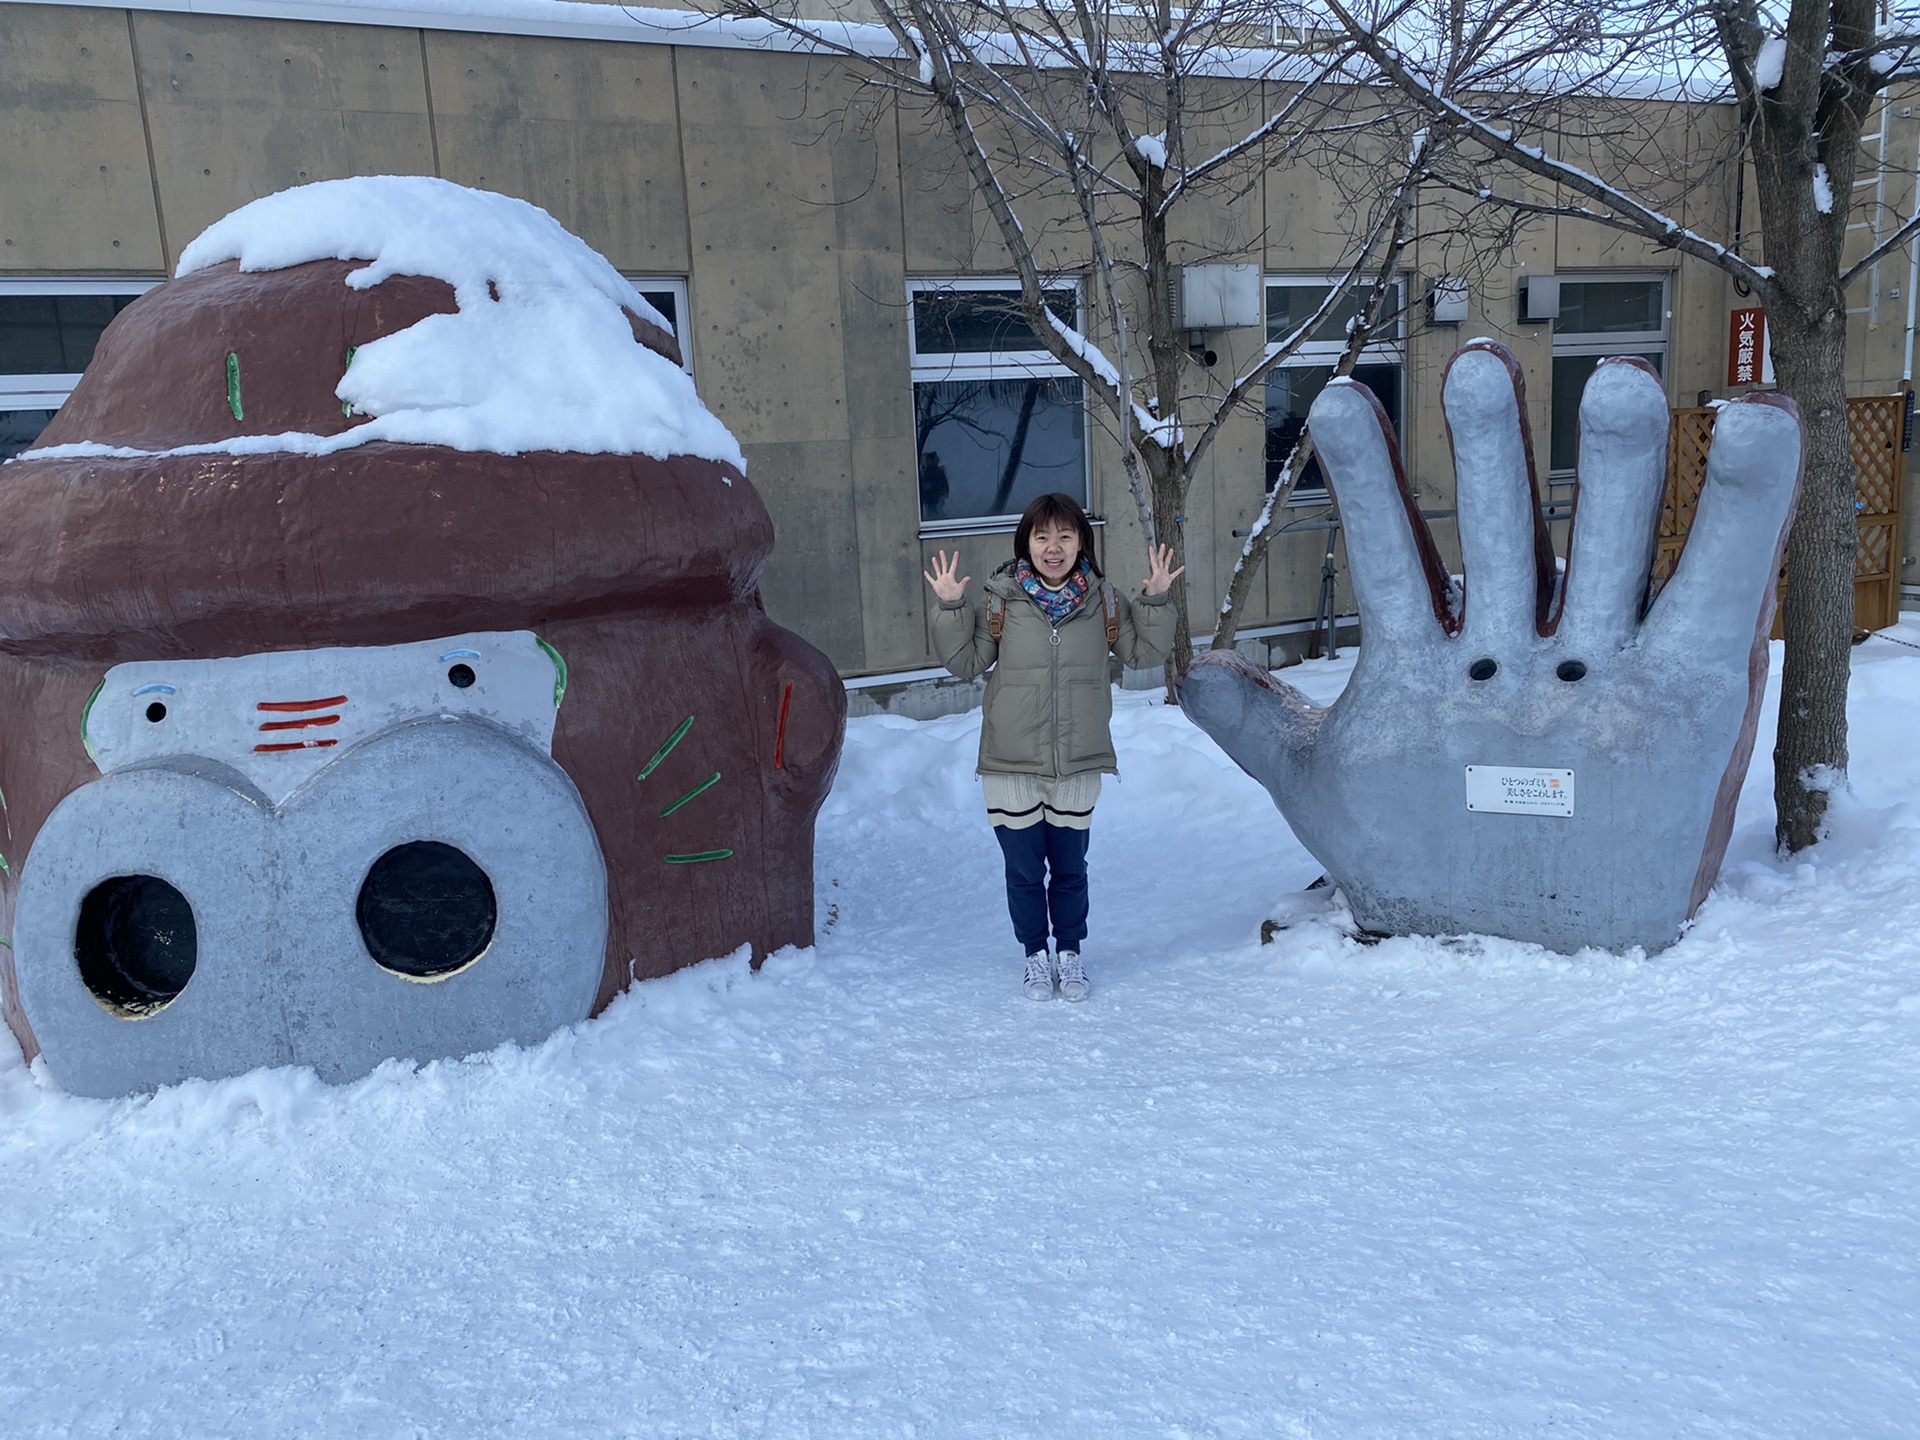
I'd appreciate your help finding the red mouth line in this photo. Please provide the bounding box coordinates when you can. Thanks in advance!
[253,739,339,753]
[258,714,341,732]
[258,695,349,713]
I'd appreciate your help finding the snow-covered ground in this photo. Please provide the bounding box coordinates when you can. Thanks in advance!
[5,627,1919,1438]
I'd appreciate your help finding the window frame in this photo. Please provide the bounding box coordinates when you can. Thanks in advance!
[1549,271,1672,481]
[0,277,162,408]
[908,276,1091,537]
[623,275,693,375]
[1264,273,1408,507]
[0,278,161,461]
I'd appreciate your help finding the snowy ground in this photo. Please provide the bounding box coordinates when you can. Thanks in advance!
[4,628,1919,1439]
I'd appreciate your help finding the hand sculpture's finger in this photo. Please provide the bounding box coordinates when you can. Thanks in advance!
[1179,651,1322,801]
[1558,358,1670,654]
[1642,393,1802,660]
[1444,343,1554,649]
[1307,378,1453,651]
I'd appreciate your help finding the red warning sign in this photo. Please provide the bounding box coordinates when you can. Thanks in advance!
[1728,308,1768,386]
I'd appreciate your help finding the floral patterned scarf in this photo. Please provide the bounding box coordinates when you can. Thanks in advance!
[1015,557,1094,626]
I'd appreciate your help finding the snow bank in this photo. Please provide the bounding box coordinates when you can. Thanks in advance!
[4,633,1920,1436]
[42,177,745,470]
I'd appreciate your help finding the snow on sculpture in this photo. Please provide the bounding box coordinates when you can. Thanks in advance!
[0,178,845,1096]
[1182,341,1803,954]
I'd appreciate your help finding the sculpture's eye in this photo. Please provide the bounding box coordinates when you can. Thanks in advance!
[145,702,167,723]
[447,664,476,689]
[1468,658,1498,682]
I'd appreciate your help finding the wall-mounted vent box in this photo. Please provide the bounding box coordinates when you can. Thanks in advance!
[1429,276,1469,325]
[1175,264,1262,330]
[1519,274,1561,323]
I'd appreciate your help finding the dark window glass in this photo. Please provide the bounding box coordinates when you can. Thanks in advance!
[0,293,139,375]
[637,288,677,331]
[1266,283,1400,347]
[1551,352,1664,472]
[1,409,58,461]
[1266,363,1402,496]
[914,376,1085,520]
[1557,280,1664,336]
[913,289,1077,356]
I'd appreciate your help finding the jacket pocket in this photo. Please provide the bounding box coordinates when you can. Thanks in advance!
[1062,676,1113,765]
[982,676,1045,769]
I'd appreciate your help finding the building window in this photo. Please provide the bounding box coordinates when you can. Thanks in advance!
[909,279,1087,533]
[1265,276,1405,503]
[624,276,693,373]
[0,280,158,461]
[1550,275,1669,476]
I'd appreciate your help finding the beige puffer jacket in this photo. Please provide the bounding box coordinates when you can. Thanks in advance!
[932,567,1176,778]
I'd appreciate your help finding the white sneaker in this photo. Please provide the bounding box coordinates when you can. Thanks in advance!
[1022,951,1055,1001]
[1055,949,1090,1002]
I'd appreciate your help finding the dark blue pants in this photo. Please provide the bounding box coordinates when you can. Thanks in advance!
[993,821,1091,955]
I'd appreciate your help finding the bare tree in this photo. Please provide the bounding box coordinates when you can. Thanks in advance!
[1321,0,1920,849]
[696,0,1445,690]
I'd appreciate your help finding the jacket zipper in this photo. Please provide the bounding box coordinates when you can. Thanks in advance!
[1049,607,1061,780]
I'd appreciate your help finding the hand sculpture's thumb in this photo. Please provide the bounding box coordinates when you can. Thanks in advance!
[1179,651,1320,794]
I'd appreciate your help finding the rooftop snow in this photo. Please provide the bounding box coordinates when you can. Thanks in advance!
[31,176,744,471]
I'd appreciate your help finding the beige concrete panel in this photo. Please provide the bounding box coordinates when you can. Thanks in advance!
[1669,257,1726,402]
[132,14,434,255]
[1262,525,1334,625]
[1554,217,1664,269]
[896,76,1090,277]
[745,437,867,671]
[1263,86,1411,275]
[833,116,921,672]
[898,95,984,273]
[678,50,855,448]
[423,33,688,272]
[1161,76,1267,267]
[1265,159,1380,272]
[0,6,165,270]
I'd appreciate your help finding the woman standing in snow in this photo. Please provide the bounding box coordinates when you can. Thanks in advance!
[924,492,1182,1002]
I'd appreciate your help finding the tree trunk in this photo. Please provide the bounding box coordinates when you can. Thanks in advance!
[1153,464,1191,698]
[1768,307,1855,851]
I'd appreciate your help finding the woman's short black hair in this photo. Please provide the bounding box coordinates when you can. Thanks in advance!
[1014,492,1102,577]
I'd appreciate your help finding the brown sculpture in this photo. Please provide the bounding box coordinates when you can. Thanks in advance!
[0,180,844,1092]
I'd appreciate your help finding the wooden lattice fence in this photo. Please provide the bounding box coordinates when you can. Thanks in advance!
[1654,393,1909,635]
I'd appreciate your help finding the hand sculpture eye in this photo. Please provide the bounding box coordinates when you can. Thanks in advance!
[1181,341,1802,954]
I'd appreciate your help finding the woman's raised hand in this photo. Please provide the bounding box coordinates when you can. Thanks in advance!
[923,549,971,605]
[1143,543,1186,597]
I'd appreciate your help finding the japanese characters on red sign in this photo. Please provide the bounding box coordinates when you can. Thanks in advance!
[1728,307,1766,387]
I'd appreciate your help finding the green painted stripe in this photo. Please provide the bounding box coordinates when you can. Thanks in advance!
[664,849,733,865]
[226,352,243,421]
[659,771,720,818]
[80,676,106,763]
[637,715,694,780]
[341,344,357,415]
[535,635,568,709]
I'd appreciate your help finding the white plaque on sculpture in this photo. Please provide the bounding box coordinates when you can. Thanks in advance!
[1464,766,1575,817]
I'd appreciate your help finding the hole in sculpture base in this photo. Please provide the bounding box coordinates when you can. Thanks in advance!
[1468,657,1498,682]
[357,841,497,980]
[1556,660,1588,682]
[76,874,198,1017]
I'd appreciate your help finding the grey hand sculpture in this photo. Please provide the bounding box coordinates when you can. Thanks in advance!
[1183,342,1802,953]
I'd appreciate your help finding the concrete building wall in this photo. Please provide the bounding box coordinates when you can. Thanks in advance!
[3,1,1914,683]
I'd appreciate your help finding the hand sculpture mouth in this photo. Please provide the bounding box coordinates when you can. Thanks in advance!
[1182,341,1802,954]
